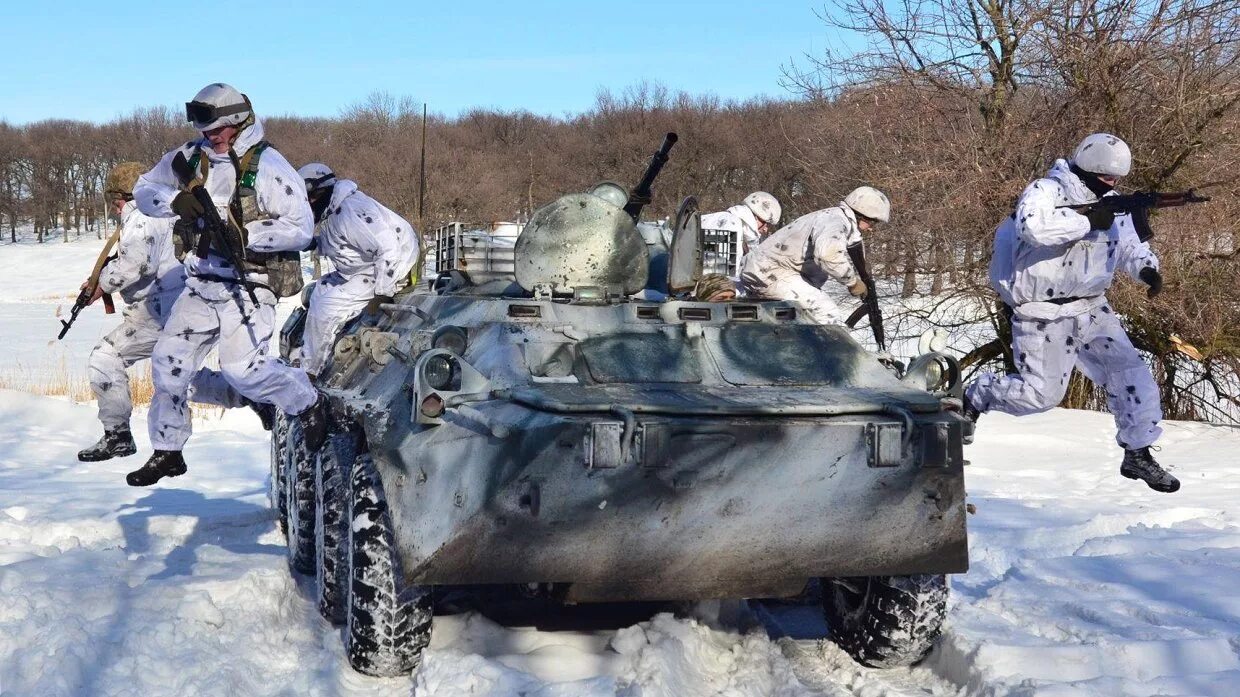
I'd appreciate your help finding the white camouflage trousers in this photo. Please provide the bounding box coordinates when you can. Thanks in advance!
[88,290,239,430]
[301,272,372,375]
[750,276,844,325]
[966,303,1162,449]
[149,282,318,451]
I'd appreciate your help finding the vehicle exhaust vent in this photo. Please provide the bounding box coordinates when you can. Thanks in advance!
[636,305,660,320]
[729,305,758,321]
[774,307,797,321]
[507,304,541,318]
[677,307,712,321]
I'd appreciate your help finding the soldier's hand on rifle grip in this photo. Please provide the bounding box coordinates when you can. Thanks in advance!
[171,191,205,221]
[848,278,869,298]
[1085,207,1115,231]
[1139,267,1162,299]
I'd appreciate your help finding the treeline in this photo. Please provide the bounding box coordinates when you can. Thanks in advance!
[1,0,1236,420]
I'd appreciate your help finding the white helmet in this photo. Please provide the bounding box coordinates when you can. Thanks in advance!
[743,191,781,226]
[843,186,891,223]
[1072,133,1131,177]
[298,162,337,194]
[185,82,252,132]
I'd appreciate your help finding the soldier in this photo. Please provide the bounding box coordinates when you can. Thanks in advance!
[700,191,781,279]
[296,163,419,377]
[77,162,249,462]
[739,186,889,324]
[964,133,1176,493]
[126,83,326,487]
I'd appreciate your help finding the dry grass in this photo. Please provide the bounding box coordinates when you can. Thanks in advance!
[0,358,225,420]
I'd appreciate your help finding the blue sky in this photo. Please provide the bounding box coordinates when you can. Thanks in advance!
[2,1,828,124]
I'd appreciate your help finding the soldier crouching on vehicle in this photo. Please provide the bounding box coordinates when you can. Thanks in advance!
[78,162,244,462]
[700,191,782,280]
[125,83,327,487]
[296,163,418,378]
[963,133,1177,493]
[739,186,888,324]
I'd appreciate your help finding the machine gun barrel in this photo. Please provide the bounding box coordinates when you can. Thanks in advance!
[623,132,678,222]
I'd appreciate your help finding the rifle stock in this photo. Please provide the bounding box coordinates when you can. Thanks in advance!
[57,227,120,340]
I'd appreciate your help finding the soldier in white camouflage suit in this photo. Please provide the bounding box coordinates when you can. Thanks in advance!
[127,83,327,487]
[740,186,889,324]
[964,133,1177,493]
[78,162,244,462]
[296,163,419,377]
[700,192,781,280]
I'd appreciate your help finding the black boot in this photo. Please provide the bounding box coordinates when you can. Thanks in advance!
[126,450,188,487]
[78,426,137,462]
[961,391,982,425]
[299,393,330,453]
[245,398,276,431]
[1120,446,1180,493]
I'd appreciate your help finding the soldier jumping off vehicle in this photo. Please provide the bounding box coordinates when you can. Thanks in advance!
[700,191,782,279]
[125,83,327,487]
[77,162,245,462]
[964,133,1179,493]
[296,163,419,378]
[739,186,889,325]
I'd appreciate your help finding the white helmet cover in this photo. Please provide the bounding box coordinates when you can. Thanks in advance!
[186,83,252,132]
[298,162,337,194]
[743,191,782,226]
[843,186,891,223]
[1072,133,1131,177]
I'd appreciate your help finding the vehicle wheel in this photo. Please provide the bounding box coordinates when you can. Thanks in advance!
[283,418,316,574]
[269,410,289,537]
[821,574,948,668]
[345,453,432,677]
[315,431,358,623]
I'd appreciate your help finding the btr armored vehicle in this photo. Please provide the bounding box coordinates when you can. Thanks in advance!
[271,134,971,677]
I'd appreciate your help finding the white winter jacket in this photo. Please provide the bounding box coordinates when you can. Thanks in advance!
[701,205,762,253]
[98,201,186,304]
[317,179,418,297]
[740,205,861,295]
[989,159,1159,320]
[133,119,313,299]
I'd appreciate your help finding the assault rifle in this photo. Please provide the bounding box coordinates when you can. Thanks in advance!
[58,227,119,340]
[169,151,260,304]
[844,241,886,352]
[624,132,678,223]
[1061,189,1210,242]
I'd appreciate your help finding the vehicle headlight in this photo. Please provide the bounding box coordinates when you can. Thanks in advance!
[424,354,458,391]
[432,325,468,355]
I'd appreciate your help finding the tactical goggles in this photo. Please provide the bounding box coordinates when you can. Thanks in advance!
[185,100,249,127]
[304,172,337,193]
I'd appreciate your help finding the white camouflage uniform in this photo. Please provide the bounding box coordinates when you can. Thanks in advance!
[134,118,317,451]
[302,179,418,375]
[739,205,862,324]
[88,202,238,430]
[700,204,762,281]
[968,159,1162,450]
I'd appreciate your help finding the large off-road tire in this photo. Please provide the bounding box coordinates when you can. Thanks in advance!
[345,453,433,677]
[821,574,948,668]
[269,410,290,537]
[283,418,316,574]
[315,431,358,624]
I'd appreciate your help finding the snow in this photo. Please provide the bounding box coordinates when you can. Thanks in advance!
[2,234,1240,696]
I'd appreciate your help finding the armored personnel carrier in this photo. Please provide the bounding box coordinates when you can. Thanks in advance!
[271,135,971,677]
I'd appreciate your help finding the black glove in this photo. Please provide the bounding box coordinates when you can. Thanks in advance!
[366,295,394,314]
[1139,267,1162,298]
[171,191,205,221]
[1085,207,1115,231]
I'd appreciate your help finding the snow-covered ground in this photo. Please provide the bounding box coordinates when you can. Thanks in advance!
[1,235,1239,696]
